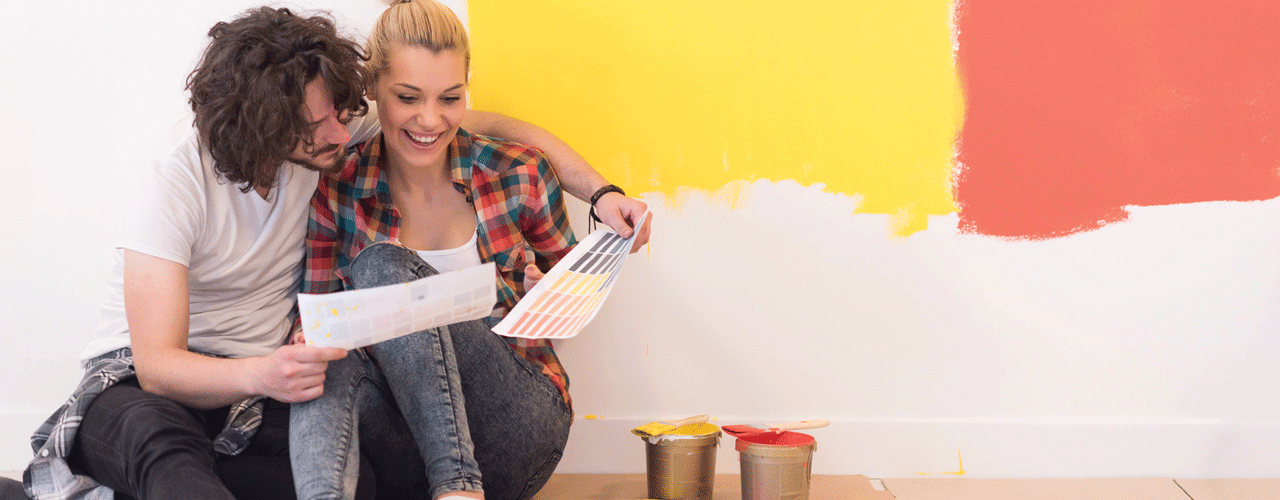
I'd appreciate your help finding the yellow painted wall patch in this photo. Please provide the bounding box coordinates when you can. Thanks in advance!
[469,0,963,236]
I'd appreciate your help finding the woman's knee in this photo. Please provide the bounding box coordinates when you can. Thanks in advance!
[349,242,437,289]
[447,320,519,365]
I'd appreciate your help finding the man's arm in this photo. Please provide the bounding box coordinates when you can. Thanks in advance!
[463,111,651,251]
[124,250,346,409]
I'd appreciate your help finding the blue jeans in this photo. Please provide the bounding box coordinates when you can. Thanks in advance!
[291,242,572,500]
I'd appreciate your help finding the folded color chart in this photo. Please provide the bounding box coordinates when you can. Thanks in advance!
[493,212,649,340]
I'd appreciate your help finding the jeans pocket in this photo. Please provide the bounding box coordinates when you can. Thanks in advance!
[517,450,563,500]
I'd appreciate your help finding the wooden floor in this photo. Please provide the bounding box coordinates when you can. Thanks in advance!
[531,474,1280,500]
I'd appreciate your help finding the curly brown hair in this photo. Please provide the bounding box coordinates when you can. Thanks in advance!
[186,7,368,192]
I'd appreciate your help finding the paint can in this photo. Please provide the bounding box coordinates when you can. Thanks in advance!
[735,431,816,500]
[642,422,721,500]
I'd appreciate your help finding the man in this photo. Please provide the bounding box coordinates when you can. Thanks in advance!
[24,7,648,500]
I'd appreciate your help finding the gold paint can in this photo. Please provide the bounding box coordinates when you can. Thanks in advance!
[735,432,816,500]
[642,423,721,500]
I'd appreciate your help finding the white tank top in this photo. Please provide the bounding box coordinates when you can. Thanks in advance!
[412,230,482,273]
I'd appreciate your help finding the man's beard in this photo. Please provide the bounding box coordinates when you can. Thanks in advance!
[289,143,345,173]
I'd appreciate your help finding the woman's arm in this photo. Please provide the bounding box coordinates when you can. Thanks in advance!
[303,187,347,295]
[501,152,577,293]
[522,155,577,272]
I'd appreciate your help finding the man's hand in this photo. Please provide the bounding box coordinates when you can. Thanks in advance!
[595,192,652,253]
[247,344,348,403]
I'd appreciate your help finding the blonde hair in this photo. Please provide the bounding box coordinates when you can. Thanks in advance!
[367,0,470,83]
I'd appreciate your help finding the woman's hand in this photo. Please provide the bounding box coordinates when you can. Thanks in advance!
[523,264,546,291]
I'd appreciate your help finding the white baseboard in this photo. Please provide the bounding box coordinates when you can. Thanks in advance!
[555,417,1280,478]
[6,411,1278,478]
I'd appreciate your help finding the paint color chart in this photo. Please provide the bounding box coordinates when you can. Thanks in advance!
[494,212,649,339]
[299,263,496,350]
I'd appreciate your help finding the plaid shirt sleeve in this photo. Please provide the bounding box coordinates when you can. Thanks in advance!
[303,181,344,295]
[523,155,576,274]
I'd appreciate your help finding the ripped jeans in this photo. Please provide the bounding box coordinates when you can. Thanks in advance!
[291,242,572,500]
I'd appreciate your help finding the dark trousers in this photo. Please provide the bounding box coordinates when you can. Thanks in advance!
[66,378,374,500]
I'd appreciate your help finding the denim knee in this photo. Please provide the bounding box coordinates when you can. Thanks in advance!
[349,242,439,289]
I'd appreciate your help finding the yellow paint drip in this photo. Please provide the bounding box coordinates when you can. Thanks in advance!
[470,0,963,236]
[583,415,602,420]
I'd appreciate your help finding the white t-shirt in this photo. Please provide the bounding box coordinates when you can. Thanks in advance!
[81,114,379,362]
[81,132,316,361]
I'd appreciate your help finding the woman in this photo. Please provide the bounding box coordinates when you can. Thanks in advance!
[290,1,580,499]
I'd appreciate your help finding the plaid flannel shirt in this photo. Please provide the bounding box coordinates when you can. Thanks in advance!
[25,348,266,500]
[304,129,577,406]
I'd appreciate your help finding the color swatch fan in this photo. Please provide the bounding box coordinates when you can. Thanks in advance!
[493,211,650,339]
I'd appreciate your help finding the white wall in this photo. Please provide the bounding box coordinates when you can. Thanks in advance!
[0,0,427,470]
[3,0,1279,479]
[557,188,1280,478]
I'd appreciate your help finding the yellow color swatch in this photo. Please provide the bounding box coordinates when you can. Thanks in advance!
[469,0,962,235]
